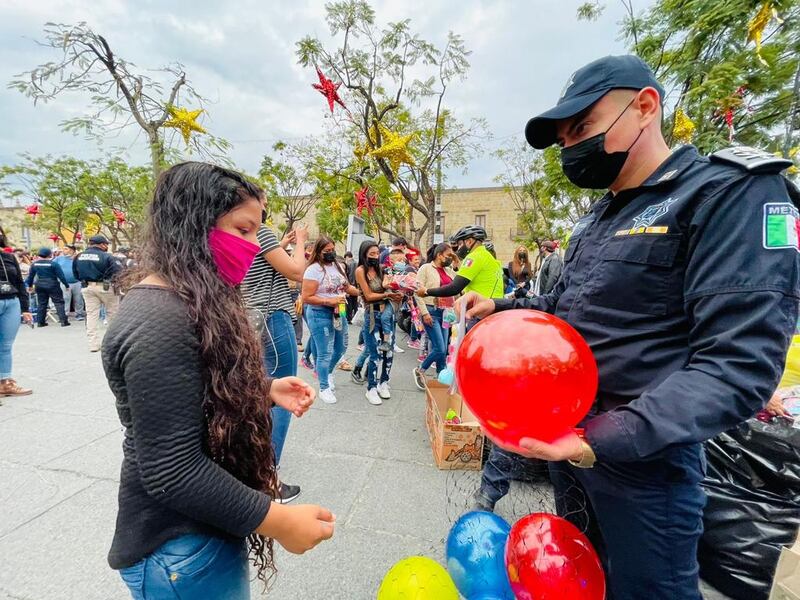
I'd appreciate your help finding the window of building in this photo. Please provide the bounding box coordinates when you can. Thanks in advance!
[475,214,486,228]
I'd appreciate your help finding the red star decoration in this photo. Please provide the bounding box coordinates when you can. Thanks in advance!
[355,186,377,217]
[312,68,347,113]
[113,209,127,226]
[48,233,59,243]
[25,204,41,220]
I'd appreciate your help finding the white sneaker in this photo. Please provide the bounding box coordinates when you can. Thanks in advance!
[365,387,382,405]
[328,373,336,392]
[393,344,405,353]
[319,388,338,404]
[377,382,391,399]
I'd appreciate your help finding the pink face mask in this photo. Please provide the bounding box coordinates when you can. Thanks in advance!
[208,228,260,286]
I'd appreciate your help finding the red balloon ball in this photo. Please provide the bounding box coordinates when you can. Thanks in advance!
[505,513,606,600]
[455,310,597,444]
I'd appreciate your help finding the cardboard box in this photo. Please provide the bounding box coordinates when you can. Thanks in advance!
[770,533,800,600]
[424,380,484,471]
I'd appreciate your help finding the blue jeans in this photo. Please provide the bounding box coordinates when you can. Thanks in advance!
[358,306,393,389]
[476,444,549,507]
[306,305,346,391]
[302,307,315,364]
[119,533,249,600]
[261,310,297,465]
[381,302,396,346]
[0,298,21,379]
[420,308,447,373]
[549,446,706,600]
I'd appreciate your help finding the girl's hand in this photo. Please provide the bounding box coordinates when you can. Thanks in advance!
[270,376,315,417]
[258,503,335,554]
[765,392,792,418]
[21,312,33,324]
[422,314,433,326]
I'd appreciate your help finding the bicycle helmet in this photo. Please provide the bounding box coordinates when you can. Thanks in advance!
[450,225,487,243]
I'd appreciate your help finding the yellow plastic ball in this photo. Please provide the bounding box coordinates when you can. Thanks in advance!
[377,556,459,600]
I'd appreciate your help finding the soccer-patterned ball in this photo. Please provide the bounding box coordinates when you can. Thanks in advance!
[377,556,459,599]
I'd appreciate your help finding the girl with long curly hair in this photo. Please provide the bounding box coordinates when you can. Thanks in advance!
[102,162,334,599]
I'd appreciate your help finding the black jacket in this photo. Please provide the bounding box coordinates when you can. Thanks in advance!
[0,253,29,312]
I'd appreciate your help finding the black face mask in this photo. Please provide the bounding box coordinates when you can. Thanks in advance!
[367,257,379,268]
[519,252,527,261]
[442,258,453,267]
[560,98,643,189]
[456,242,470,259]
[322,251,336,264]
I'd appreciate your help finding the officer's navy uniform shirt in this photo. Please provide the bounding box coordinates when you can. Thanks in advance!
[73,246,121,282]
[26,258,69,289]
[496,145,800,464]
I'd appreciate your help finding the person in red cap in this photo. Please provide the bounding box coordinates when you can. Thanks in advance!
[533,240,563,296]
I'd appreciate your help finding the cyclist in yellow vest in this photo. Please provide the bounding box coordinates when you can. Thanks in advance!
[417,225,505,301]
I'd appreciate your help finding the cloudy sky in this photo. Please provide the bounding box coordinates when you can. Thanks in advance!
[0,0,653,192]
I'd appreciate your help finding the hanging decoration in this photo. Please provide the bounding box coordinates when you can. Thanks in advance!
[671,107,696,145]
[48,233,59,244]
[747,1,783,66]
[163,105,207,144]
[25,203,41,220]
[368,126,415,176]
[74,231,82,242]
[329,197,343,212]
[714,86,748,142]
[113,209,127,226]
[355,186,378,217]
[312,68,347,113]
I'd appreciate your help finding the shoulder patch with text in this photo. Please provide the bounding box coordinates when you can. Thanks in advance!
[763,203,800,251]
[463,258,474,268]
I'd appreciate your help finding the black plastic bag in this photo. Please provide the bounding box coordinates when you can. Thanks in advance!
[699,417,800,600]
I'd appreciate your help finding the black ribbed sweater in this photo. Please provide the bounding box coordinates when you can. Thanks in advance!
[102,286,271,569]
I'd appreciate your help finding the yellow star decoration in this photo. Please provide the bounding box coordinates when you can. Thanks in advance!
[747,1,783,66]
[163,106,207,144]
[369,126,415,176]
[672,108,696,145]
[330,197,343,212]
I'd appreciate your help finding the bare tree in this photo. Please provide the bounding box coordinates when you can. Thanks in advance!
[9,22,230,180]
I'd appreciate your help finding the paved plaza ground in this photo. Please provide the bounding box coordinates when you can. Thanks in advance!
[0,321,731,599]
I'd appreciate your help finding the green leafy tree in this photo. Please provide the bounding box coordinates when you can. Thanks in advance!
[9,22,231,179]
[296,0,487,247]
[578,0,800,173]
[257,143,318,232]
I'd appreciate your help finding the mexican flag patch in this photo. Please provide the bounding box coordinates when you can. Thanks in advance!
[463,258,473,267]
[764,203,800,251]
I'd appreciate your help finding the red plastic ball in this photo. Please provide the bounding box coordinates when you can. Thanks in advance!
[505,513,605,600]
[455,310,597,444]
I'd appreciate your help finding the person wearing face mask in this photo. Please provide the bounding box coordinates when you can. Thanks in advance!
[73,234,122,352]
[416,225,505,309]
[507,245,534,298]
[301,238,360,405]
[412,243,458,389]
[533,240,563,296]
[459,55,800,600]
[102,163,332,599]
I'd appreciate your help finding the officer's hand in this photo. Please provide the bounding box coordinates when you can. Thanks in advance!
[485,428,584,462]
[270,376,315,417]
[21,312,32,324]
[765,392,792,419]
[456,292,495,320]
[415,287,427,298]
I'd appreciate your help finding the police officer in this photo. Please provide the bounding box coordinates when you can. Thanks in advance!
[25,247,70,327]
[417,225,505,302]
[73,234,122,352]
[461,55,800,599]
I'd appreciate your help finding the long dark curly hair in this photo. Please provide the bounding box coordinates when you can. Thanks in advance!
[131,162,278,585]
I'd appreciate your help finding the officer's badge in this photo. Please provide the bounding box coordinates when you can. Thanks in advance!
[463,258,474,268]
[631,197,678,229]
[763,202,800,251]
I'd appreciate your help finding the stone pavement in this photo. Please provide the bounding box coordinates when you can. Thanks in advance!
[0,321,731,599]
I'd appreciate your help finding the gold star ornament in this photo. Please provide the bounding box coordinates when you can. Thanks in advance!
[369,126,415,176]
[163,106,207,144]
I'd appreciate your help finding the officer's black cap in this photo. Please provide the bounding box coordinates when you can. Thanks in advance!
[525,55,666,149]
[89,234,109,245]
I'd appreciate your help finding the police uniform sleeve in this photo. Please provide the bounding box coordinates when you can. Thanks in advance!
[585,173,800,462]
[494,272,566,313]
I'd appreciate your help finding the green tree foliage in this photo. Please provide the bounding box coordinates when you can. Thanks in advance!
[0,155,151,248]
[578,0,800,170]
